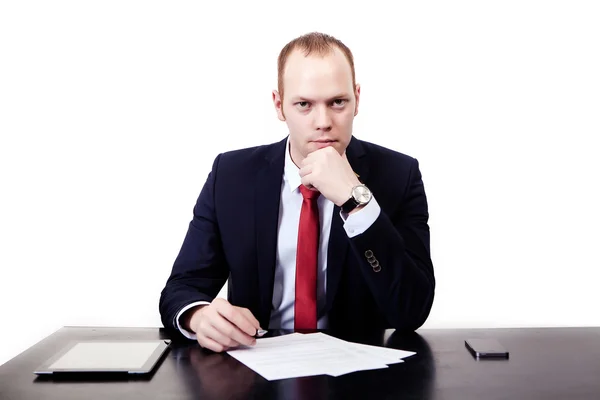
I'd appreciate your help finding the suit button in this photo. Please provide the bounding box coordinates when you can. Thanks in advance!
[372,264,381,272]
[365,250,373,258]
[367,256,376,263]
[370,260,379,268]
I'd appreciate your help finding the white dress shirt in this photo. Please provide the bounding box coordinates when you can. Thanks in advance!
[176,139,381,339]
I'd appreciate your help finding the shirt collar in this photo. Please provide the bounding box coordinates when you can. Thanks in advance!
[284,137,302,192]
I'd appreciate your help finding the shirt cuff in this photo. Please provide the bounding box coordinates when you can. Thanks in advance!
[340,196,381,238]
[175,301,211,340]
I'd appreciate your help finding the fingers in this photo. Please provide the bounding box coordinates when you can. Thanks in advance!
[203,322,243,348]
[214,300,260,337]
[237,307,261,331]
[192,299,261,353]
[299,164,312,178]
[300,176,314,189]
[197,335,229,353]
[300,164,317,190]
[211,315,256,347]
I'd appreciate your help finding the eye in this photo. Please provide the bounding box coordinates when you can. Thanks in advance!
[296,101,310,109]
[332,99,347,107]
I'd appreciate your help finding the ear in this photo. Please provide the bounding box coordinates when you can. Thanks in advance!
[354,83,361,117]
[272,90,286,121]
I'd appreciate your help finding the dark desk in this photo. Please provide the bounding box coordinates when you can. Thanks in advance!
[1,326,599,399]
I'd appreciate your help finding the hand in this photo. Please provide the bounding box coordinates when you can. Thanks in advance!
[299,146,361,206]
[184,298,262,352]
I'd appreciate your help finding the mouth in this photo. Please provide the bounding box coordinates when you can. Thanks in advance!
[312,139,337,149]
[312,139,337,145]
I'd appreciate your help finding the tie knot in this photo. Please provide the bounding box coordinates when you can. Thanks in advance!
[299,185,320,200]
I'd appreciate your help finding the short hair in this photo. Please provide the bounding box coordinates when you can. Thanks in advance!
[277,32,356,101]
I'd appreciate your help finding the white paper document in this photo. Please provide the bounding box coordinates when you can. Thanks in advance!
[226,332,416,381]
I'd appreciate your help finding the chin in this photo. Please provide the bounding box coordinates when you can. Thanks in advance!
[312,141,337,150]
[306,141,340,155]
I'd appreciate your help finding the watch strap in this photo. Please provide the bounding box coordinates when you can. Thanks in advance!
[341,196,360,214]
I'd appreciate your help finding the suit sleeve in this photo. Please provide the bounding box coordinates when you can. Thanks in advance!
[349,158,435,331]
[158,154,229,333]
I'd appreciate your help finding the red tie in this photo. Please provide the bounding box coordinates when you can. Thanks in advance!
[295,185,320,330]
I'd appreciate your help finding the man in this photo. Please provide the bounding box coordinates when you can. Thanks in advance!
[159,32,435,352]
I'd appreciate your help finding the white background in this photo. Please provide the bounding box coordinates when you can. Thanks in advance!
[1,1,599,367]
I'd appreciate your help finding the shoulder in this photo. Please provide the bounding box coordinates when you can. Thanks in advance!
[351,138,424,207]
[356,139,421,201]
[354,137,418,170]
[211,137,286,171]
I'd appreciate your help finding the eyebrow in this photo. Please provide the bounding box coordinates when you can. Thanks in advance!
[291,94,350,102]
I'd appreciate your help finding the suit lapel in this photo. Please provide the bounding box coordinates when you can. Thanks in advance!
[325,137,370,311]
[255,137,287,327]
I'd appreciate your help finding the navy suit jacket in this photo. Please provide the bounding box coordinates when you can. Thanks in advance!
[159,136,435,337]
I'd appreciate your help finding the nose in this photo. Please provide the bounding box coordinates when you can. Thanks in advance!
[314,105,332,132]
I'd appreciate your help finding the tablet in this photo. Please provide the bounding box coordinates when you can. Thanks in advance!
[34,339,171,375]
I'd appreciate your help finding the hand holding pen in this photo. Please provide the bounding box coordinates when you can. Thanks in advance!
[184,298,264,353]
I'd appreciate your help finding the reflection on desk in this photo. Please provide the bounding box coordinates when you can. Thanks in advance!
[171,330,434,399]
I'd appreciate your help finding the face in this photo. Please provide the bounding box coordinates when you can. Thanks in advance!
[272,47,360,166]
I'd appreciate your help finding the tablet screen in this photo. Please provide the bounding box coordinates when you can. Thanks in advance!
[48,341,163,370]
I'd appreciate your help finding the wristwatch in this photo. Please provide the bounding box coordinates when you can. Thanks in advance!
[341,184,372,214]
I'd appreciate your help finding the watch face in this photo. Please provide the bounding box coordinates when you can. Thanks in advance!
[352,185,372,204]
